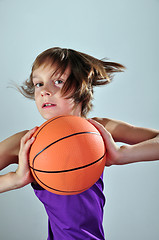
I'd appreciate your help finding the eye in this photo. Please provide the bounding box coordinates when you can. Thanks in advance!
[34,82,43,88]
[54,79,64,85]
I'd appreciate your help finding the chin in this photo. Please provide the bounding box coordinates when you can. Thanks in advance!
[40,109,80,120]
[42,113,66,120]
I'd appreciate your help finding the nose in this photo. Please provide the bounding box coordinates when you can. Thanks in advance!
[40,87,52,97]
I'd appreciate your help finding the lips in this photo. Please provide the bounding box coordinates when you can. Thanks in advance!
[42,103,56,108]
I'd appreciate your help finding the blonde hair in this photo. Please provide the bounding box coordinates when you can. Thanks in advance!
[18,47,125,117]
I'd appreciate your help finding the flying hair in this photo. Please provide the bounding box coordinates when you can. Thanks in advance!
[18,47,125,117]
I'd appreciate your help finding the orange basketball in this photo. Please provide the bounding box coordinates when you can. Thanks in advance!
[29,115,106,195]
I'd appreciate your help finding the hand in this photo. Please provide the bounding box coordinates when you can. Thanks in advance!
[16,127,38,188]
[88,119,120,166]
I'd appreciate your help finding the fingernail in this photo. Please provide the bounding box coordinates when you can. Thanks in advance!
[32,126,38,131]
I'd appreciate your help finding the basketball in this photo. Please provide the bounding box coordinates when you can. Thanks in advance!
[29,115,106,195]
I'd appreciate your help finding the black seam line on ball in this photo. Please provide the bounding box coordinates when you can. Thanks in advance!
[32,131,101,164]
[30,152,106,174]
[34,115,65,138]
[32,167,93,193]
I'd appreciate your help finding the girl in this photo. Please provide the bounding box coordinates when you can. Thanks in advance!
[0,47,159,239]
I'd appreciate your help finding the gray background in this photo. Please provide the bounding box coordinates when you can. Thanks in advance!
[0,0,159,239]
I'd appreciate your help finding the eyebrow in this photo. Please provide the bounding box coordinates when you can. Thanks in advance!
[32,74,66,81]
[32,74,42,79]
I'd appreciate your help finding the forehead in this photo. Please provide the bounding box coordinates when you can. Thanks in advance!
[32,63,71,80]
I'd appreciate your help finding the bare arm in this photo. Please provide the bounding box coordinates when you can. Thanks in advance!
[89,118,159,166]
[0,128,38,193]
[0,131,28,170]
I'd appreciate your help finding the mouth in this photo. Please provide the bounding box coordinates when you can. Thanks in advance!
[42,103,56,108]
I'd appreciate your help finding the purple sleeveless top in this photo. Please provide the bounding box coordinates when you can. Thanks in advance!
[32,174,105,240]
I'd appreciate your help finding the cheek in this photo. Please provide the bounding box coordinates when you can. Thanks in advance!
[64,98,75,109]
[34,94,41,110]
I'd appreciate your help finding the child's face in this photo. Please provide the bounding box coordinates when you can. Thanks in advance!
[32,64,82,120]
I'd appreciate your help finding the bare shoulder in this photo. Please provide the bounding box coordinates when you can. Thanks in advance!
[0,130,28,169]
[91,117,159,144]
[91,117,123,133]
[1,130,28,146]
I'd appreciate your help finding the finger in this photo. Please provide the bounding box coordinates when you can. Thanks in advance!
[24,137,35,152]
[88,118,113,147]
[88,118,110,135]
[20,127,38,146]
[88,118,103,128]
[19,136,35,157]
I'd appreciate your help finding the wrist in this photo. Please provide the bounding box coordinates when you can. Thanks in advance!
[114,145,133,165]
[0,171,23,193]
[8,170,28,190]
[9,171,23,190]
